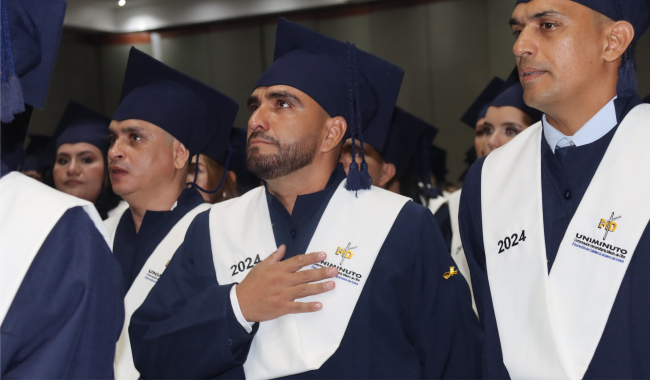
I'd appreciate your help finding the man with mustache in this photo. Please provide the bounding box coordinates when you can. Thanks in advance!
[129,18,481,379]
[103,47,239,380]
[1,0,123,378]
[459,0,650,378]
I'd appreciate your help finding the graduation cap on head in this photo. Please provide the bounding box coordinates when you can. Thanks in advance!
[380,107,438,179]
[256,17,404,191]
[22,134,51,172]
[461,77,505,129]
[113,47,238,193]
[53,101,111,157]
[1,0,66,173]
[114,47,238,160]
[516,0,650,98]
[490,82,543,123]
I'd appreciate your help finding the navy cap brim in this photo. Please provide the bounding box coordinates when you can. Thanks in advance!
[461,77,505,129]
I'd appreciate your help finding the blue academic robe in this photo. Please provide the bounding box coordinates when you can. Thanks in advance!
[459,95,650,379]
[0,172,124,378]
[113,187,205,293]
[130,164,482,379]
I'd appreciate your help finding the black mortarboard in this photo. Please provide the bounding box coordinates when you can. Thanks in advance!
[54,101,111,157]
[256,18,404,191]
[22,134,50,172]
[113,47,238,160]
[461,77,505,129]
[516,0,650,98]
[1,0,66,174]
[381,107,438,178]
[490,82,542,122]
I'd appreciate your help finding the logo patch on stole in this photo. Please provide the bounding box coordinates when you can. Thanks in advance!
[571,212,629,263]
[311,242,364,286]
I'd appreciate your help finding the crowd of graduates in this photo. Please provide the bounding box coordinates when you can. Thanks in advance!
[1,0,650,379]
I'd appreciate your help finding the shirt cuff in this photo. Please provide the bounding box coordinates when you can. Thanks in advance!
[230,285,254,334]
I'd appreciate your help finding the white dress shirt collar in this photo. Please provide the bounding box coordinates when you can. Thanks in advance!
[543,96,618,154]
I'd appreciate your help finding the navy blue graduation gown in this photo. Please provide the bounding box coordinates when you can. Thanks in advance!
[113,187,205,293]
[1,206,124,379]
[130,164,482,379]
[459,95,650,379]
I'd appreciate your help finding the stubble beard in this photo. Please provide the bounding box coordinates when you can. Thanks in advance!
[246,132,319,181]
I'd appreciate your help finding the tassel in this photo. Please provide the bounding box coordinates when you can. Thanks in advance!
[346,161,361,191]
[8,74,24,115]
[616,58,637,99]
[187,141,232,194]
[0,82,14,124]
[358,161,372,189]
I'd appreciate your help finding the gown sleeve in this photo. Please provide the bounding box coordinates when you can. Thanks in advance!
[399,203,482,379]
[0,206,124,379]
[129,210,257,380]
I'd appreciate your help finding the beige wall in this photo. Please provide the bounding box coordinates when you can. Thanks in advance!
[30,0,650,183]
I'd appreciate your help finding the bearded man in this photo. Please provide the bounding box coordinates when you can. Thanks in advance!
[129,18,481,380]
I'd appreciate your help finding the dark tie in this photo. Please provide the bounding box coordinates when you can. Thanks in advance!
[555,145,576,166]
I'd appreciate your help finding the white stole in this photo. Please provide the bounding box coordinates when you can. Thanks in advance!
[447,189,476,315]
[113,203,211,380]
[209,180,409,380]
[481,104,650,379]
[0,172,108,324]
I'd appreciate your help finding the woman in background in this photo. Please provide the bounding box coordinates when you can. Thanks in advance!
[50,101,123,219]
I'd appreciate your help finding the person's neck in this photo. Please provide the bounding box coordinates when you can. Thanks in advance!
[266,161,337,215]
[124,181,185,233]
[543,85,617,137]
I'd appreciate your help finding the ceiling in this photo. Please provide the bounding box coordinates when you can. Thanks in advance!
[64,0,377,33]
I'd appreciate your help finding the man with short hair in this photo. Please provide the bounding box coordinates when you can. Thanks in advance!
[460,0,650,378]
[130,18,481,380]
[103,47,239,380]
[0,0,123,378]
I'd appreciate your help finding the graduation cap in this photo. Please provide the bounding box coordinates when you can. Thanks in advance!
[461,77,505,129]
[516,0,650,98]
[380,107,437,179]
[489,82,543,123]
[113,47,238,193]
[1,0,66,174]
[22,134,51,172]
[53,101,111,157]
[256,17,404,191]
[114,47,238,161]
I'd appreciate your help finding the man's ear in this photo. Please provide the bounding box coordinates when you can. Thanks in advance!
[377,163,396,188]
[173,140,191,170]
[321,116,347,153]
[604,21,635,63]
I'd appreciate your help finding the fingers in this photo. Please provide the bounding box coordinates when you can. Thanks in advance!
[262,244,286,266]
[288,301,325,314]
[282,251,327,273]
[287,266,338,286]
[291,280,336,300]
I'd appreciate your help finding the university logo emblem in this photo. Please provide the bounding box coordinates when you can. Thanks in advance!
[335,243,356,265]
[598,212,621,241]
